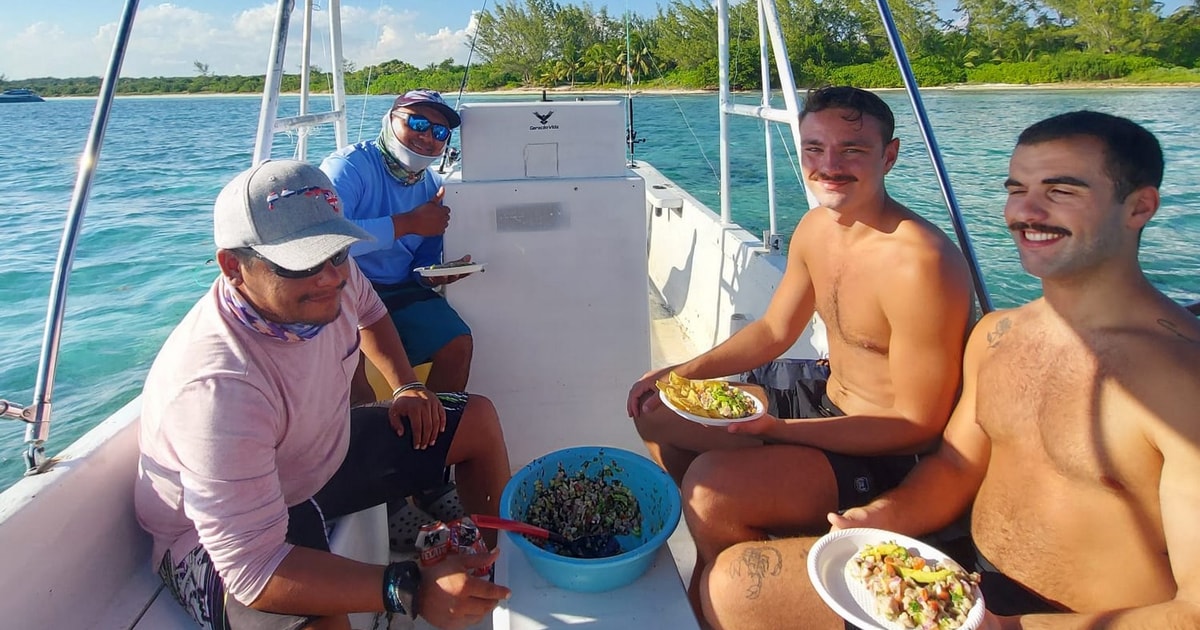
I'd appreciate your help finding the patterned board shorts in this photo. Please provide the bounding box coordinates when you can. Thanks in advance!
[159,393,469,629]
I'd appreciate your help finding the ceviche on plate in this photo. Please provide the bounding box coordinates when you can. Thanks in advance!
[806,528,985,630]
[846,541,983,630]
[656,372,764,425]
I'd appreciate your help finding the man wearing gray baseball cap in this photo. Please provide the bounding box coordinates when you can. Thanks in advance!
[135,159,511,629]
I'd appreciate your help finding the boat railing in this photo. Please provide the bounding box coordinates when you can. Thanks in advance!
[868,0,993,313]
[718,0,994,313]
[0,0,349,476]
[717,0,811,254]
[0,0,140,476]
[254,0,349,164]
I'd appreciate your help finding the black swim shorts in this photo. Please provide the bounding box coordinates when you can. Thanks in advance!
[938,536,1064,616]
[743,360,922,511]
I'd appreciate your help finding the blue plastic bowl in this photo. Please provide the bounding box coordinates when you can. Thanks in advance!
[499,446,682,592]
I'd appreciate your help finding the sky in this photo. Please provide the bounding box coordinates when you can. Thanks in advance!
[4,0,668,80]
[3,0,1191,80]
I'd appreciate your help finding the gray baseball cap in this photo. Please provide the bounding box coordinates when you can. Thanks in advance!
[213,159,372,271]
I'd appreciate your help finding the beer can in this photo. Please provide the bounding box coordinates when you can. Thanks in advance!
[415,520,451,567]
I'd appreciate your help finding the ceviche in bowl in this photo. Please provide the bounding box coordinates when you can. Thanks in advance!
[499,446,681,592]
[847,541,982,630]
[656,372,764,426]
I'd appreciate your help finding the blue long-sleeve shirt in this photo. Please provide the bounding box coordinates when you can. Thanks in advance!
[320,141,443,285]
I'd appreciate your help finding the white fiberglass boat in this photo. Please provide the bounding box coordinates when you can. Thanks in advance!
[11,0,1181,629]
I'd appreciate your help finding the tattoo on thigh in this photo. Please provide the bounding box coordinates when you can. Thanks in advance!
[728,545,783,599]
[1158,318,1198,343]
[987,317,1012,348]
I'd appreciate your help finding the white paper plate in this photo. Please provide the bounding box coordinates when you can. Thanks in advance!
[658,387,765,427]
[806,528,984,630]
[415,262,484,278]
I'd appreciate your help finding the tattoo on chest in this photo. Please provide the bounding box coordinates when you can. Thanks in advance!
[1158,318,1199,343]
[987,317,1013,348]
[730,546,783,599]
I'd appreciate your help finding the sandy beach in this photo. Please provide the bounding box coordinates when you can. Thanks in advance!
[35,80,1199,101]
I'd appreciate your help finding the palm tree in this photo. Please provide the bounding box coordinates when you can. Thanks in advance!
[584,43,617,84]
[621,35,655,83]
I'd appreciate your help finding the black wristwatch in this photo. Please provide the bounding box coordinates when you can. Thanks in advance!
[382,560,421,619]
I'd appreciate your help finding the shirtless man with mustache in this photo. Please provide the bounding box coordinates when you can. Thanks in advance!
[625,86,975,619]
[699,110,1200,630]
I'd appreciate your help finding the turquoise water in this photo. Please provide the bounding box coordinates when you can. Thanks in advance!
[1,89,1198,488]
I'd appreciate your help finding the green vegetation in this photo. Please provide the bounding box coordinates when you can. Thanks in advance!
[3,0,1200,96]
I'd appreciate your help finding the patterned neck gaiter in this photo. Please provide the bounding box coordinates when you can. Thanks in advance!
[218,276,325,342]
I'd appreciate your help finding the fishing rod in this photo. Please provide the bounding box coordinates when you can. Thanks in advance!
[440,0,490,174]
[626,97,646,167]
[623,6,646,167]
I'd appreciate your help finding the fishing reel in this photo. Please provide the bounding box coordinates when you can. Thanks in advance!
[437,146,462,174]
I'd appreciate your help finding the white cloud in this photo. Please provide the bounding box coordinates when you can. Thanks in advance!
[116,4,228,76]
[339,6,474,69]
[3,3,477,80]
[2,22,112,79]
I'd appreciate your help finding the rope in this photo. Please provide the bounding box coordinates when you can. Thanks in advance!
[353,0,390,143]
[773,117,802,184]
[673,99,719,181]
[637,30,719,182]
[354,64,376,143]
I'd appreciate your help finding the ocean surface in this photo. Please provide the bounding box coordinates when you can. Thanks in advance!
[1,89,1198,489]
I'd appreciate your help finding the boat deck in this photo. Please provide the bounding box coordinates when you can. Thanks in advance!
[393,286,705,630]
[361,286,697,630]
[649,285,703,591]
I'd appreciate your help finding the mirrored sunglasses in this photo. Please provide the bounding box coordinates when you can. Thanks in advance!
[395,112,451,142]
[253,247,350,279]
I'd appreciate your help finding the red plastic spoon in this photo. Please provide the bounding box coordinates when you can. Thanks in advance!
[471,514,620,558]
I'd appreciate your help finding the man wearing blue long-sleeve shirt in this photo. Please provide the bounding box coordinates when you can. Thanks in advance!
[321,89,475,394]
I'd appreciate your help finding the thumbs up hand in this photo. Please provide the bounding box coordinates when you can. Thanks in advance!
[396,186,451,237]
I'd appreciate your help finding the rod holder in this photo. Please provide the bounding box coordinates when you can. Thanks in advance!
[1,400,31,422]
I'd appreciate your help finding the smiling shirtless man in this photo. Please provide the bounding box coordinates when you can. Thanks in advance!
[700,111,1200,629]
[625,86,974,617]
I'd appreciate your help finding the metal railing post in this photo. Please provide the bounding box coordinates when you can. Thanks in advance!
[717,0,732,224]
[872,0,994,313]
[254,0,295,163]
[20,0,142,474]
[758,2,779,248]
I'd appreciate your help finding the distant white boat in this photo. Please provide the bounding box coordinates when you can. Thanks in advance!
[0,88,45,103]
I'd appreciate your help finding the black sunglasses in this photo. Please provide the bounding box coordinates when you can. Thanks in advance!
[247,247,350,279]
[394,112,452,142]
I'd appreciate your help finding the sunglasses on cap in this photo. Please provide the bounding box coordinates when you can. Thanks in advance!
[247,247,351,279]
[394,112,452,142]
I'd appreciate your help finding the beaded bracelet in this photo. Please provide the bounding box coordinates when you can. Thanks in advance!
[392,381,427,398]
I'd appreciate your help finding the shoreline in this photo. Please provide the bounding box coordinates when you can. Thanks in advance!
[36,80,1199,100]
